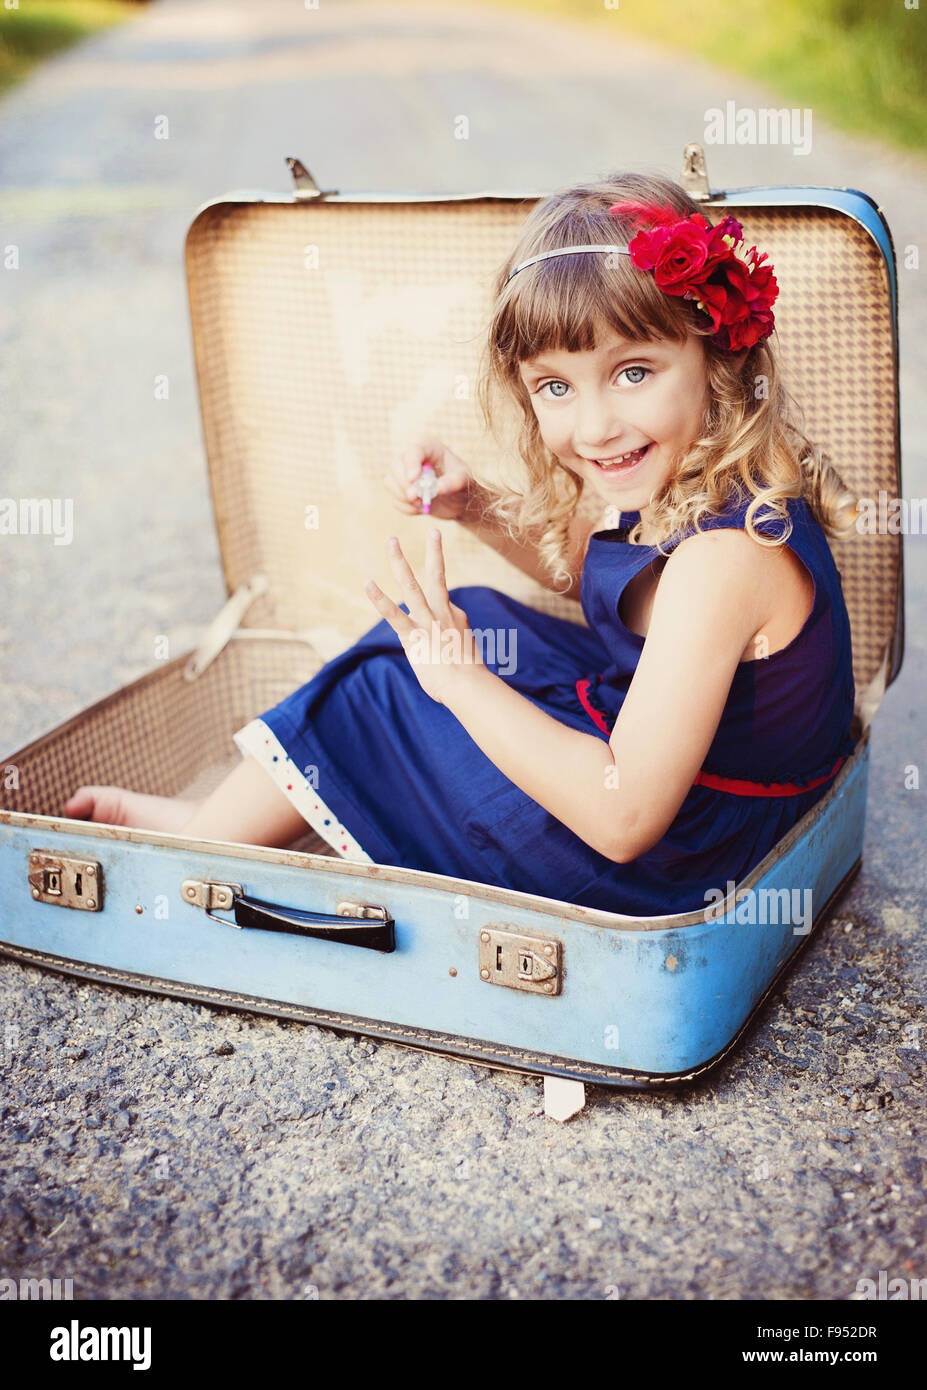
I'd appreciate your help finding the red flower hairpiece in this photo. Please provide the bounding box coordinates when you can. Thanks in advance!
[608,200,779,352]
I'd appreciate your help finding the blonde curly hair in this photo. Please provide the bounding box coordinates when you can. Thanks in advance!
[475,169,859,594]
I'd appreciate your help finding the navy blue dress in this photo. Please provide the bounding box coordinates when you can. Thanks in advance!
[234,490,857,914]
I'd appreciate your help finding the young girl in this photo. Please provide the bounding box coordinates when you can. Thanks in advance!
[66,171,859,916]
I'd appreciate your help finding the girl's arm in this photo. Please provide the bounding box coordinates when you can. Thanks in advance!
[458,480,593,603]
[601,528,774,859]
[440,526,772,863]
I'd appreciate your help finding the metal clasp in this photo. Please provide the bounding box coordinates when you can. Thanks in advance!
[285,157,338,200]
[478,927,562,996]
[680,142,712,200]
[29,853,103,911]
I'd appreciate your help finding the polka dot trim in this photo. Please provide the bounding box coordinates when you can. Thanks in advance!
[231,718,374,863]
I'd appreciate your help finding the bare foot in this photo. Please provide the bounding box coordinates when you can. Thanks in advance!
[64,785,200,833]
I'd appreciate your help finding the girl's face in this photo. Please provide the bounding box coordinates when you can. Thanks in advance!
[518,323,711,518]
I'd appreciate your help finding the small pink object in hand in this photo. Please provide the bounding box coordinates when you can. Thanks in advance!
[413,461,439,514]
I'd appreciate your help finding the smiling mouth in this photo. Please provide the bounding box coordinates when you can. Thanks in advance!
[587,443,653,472]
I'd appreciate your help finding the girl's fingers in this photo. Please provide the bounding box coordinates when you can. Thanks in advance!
[400,445,434,488]
[382,473,427,517]
[382,471,417,503]
[364,577,416,636]
[423,527,452,615]
[384,537,433,630]
[383,489,420,516]
[403,439,443,474]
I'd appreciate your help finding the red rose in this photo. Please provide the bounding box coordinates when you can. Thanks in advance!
[714,280,776,350]
[612,202,779,353]
[718,289,754,343]
[685,277,728,333]
[625,224,673,272]
[724,252,779,313]
[628,213,714,293]
[718,306,776,352]
[717,254,778,347]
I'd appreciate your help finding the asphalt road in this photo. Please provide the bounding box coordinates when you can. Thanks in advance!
[0,0,924,1301]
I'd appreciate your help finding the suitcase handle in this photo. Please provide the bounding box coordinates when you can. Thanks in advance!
[233,893,396,952]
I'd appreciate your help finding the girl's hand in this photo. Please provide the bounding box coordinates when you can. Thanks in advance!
[365,530,486,706]
[382,438,476,522]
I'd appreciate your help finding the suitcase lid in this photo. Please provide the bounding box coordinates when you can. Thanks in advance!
[183,148,903,729]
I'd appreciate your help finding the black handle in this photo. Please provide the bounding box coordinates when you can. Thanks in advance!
[233,893,395,952]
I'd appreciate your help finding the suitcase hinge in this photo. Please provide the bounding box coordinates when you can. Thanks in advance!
[478,927,562,996]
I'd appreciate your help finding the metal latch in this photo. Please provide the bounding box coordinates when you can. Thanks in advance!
[285,156,338,200]
[181,879,242,925]
[478,927,562,996]
[29,853,102,911]
[680,142,712,200]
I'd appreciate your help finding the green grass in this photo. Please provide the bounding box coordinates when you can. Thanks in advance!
[426,0,927,156]
[0,0,138,96]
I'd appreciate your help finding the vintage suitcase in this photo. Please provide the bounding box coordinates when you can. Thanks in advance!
[0,147,903,1118]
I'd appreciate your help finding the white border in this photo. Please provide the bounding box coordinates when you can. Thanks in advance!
[232,718,375,864]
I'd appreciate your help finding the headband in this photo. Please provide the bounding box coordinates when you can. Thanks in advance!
[506,199,779,353]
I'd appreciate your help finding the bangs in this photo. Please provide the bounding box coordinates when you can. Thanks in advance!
[498,249,693,365]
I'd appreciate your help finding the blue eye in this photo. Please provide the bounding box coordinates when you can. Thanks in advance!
[535,365,651,398]
[538,380,570,399]
[621,365,650,385]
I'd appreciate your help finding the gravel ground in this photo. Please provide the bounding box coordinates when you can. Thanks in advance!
[0,0,924,1301]
[0,906,922,1300]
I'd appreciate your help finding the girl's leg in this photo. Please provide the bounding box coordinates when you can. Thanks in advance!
[64,786,199,833]
[176,754,312,847]
[66,757,310,849]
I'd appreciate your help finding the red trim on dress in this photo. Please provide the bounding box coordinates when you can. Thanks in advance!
[575,677,611,734]
[691,758,846,797]
[575,677,846,798]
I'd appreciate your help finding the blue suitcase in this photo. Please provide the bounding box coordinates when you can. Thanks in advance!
[0,147,902,1119]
